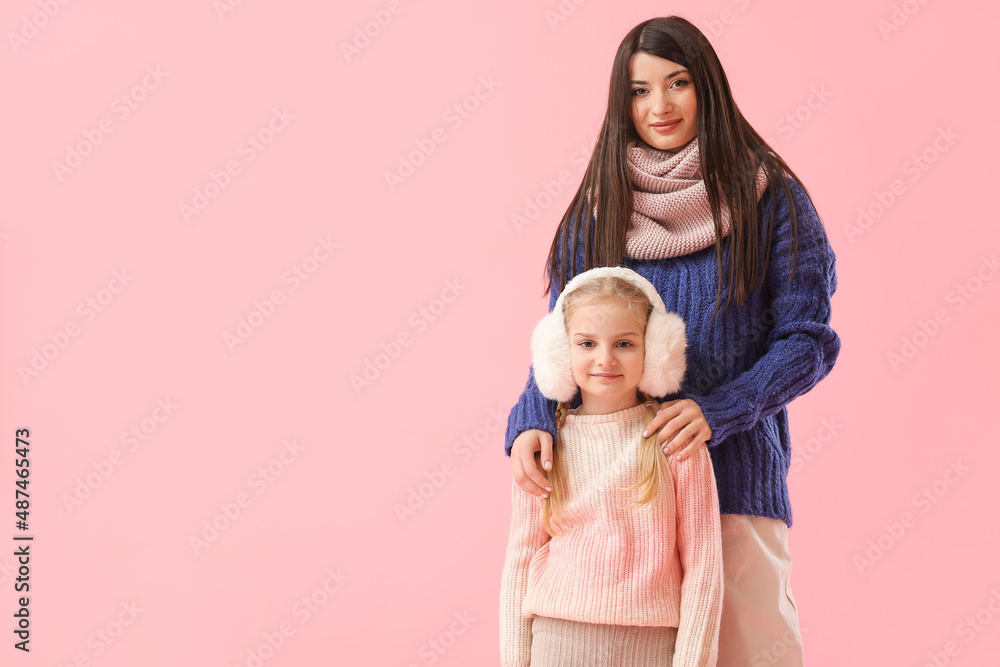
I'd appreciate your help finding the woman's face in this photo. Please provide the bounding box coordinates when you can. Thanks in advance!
[629,52,698,151]
[566,298,645,415]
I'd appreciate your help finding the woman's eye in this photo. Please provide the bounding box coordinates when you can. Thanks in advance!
[631,87,647,96]
[671,79,689,89]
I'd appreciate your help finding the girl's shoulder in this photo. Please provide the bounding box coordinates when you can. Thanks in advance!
[642,400,661,434]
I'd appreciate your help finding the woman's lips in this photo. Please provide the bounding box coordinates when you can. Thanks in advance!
[652,119,681,133]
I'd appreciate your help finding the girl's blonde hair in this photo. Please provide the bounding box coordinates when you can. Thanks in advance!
[540,276,678,536]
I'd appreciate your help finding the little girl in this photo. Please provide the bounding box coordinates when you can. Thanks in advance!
[500,266,723,667]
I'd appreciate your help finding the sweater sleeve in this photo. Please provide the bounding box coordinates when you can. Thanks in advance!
[504,213,590,457]
[504,345,558,458]
[681,179,841,447]
[499,478,551,667]
[670,445,724,667]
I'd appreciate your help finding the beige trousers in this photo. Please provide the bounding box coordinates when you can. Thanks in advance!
[528,615,678,666]
[718,513,804,667]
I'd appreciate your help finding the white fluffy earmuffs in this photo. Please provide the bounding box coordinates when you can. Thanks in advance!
[531,266,687,403]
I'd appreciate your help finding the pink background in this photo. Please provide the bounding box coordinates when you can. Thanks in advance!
[2,1,998,665]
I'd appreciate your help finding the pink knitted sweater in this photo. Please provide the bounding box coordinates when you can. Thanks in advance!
[499,403,723,667]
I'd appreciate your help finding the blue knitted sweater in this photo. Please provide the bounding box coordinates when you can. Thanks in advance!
[504,176,841,527]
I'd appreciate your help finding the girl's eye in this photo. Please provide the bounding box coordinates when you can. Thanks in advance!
[617,341,633,348]
[631,87,647,96]
[671,79,689,89]
[580,341,595,348]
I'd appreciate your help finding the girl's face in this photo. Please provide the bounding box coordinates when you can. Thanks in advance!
[628,52,698,151]
[565,298,645,415]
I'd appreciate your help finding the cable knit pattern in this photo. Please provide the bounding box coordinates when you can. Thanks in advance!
[626,137,768,259]
[499,404,723,667]
[505,175,841,527]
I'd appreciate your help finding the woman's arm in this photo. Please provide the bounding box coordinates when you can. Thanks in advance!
[499,478,551,667]
[670,444,724,667]
[504,355,559,458]
[679,178,841,447]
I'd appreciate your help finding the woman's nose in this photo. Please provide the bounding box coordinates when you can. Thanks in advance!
[653,91,672,115]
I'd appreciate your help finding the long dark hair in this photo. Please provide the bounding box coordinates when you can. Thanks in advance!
[545,15,809,324]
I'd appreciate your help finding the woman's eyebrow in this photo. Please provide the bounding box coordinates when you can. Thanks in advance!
[630,69,688,84]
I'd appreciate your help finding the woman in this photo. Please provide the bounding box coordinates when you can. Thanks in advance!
[504,15,841,666]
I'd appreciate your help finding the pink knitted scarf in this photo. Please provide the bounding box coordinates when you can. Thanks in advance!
[625,137,768,259]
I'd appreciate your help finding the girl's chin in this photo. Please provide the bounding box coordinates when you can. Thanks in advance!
[579,389,640,404]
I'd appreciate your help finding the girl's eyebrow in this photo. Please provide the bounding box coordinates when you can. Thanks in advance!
[572,331,641,338]
[630,69,688,84]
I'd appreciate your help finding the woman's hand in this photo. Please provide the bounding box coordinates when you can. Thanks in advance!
[642,399,713,460]
[511,429,553,498]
